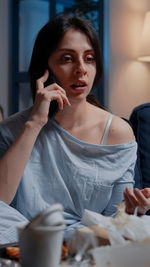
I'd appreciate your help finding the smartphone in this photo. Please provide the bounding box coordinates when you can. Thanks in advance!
[44,71,59,119]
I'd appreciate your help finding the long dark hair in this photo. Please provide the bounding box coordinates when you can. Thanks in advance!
[28,13,104,108]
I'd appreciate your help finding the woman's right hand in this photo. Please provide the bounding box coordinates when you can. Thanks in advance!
[0,70,70,204]
[29,70,71,127]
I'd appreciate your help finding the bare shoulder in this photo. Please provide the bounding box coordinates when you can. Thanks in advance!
[108,115,135,145]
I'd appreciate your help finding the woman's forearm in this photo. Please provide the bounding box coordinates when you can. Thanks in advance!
[0,120,42,204]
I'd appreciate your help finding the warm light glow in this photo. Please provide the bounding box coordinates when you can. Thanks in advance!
[138,11,150,62]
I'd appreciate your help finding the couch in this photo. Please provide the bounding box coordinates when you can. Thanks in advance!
[129,103,150,190]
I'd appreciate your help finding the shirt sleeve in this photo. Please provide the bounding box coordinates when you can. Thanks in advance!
[102,142,137,217]
[0,200,28,245]
[0,127,14,159]
[102,181,133,217]
[0,109,30,159]
[102,157,136,217]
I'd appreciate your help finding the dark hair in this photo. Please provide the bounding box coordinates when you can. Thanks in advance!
[0,105,4,119]
[28,13,103,104]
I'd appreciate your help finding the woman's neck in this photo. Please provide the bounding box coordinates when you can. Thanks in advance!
[54,99,90,130]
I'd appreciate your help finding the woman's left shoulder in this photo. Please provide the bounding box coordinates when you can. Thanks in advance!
[108,115,135,145]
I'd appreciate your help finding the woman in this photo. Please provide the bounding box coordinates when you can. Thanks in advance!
[0,14,137,244]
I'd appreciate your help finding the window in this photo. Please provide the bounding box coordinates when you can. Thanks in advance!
[11,0,104,114]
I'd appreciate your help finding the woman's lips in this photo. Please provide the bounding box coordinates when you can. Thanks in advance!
[70,83,87,91]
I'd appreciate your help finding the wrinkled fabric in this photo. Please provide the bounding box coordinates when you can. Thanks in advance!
[0,108,137,244]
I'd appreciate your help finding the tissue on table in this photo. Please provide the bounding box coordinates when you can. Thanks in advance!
[81,202,150,245]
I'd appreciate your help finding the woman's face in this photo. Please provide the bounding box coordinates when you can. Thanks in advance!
[48,28,96,101]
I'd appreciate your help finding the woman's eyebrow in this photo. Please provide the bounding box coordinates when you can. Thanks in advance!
[56,48,94,53]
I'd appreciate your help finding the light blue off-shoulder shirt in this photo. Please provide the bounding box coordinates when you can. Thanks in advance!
[0,108,137,244]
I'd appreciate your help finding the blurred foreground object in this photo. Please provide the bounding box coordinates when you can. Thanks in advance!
[18,204,65,267]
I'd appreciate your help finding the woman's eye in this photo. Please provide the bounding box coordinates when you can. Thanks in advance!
[86,55,95,62]
[61,56,72,62]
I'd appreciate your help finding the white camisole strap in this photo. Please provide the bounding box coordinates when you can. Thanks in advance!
[101,113,113,145]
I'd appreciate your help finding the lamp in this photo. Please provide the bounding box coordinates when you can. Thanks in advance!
[138,11,150,62]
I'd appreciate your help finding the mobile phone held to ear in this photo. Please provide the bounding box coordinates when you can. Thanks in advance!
[49,99,59,119]
[45,72,59,119]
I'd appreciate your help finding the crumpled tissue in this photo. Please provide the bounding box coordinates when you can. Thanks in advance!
[81,202,150,245]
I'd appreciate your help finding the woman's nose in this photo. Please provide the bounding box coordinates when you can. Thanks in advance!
[74,60,87,75]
